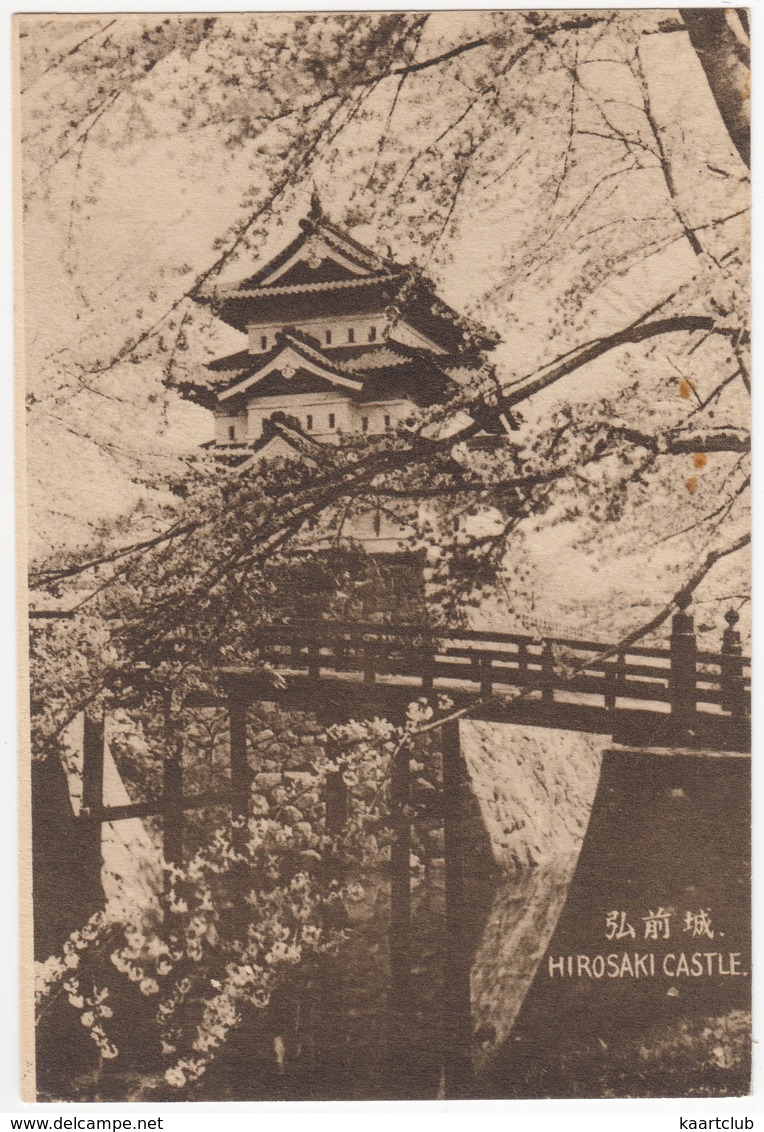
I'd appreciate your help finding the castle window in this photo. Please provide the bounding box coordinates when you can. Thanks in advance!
[328,413,336,430]
[368,326,377,342]
[347,328,355,343]
[306,414,313,431]
[325,329,332,345]
[361,416,369,433]
[384,414,391,429]
[228,424,235,441]
[260,335,268,350]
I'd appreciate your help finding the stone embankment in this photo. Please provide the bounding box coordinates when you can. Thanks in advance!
[459,721,604,1072]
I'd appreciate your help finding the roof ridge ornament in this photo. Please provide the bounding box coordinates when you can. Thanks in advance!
[304,233,325,269]
[309,186,323,222]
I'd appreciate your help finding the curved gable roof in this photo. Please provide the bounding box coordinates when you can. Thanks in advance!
[217,331,364,402]
[196,198,499,352]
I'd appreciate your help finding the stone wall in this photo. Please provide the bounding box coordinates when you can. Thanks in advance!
[460,721,603,871]
[479,745,752,1098]
[458,722,606,1074]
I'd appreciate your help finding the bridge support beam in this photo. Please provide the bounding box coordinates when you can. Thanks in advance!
[441,719,473,1098]
[388,742,413,1086]
[162,698,184,869]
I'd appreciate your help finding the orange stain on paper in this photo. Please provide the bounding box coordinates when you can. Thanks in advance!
[692,452,708,470]
[679,379,693,399]
[686,476,698,494]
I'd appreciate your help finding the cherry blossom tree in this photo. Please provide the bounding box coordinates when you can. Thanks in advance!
[20,11,749,639]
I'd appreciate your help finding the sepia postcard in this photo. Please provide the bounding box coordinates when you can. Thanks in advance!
[15,9,751,1103]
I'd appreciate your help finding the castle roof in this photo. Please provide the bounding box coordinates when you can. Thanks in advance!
[201,412,323,468]
[180,328,481,411]
[196,197,499,353]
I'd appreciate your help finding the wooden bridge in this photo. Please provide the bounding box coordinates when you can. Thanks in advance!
[30,600,750,1097]
[226,601,750,750]
[56,598,749,853]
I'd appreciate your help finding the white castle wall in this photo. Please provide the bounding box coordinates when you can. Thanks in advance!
[214,395,413,446]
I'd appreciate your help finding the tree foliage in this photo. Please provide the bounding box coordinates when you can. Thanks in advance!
[20,10,749,636]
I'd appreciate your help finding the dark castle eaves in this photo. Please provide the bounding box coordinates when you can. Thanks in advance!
[213,271,402,302]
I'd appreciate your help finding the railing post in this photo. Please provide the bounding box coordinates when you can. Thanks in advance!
[441,719,472,1098]
[516,640,529,689]
[541,641,555,704]
[721,608,745,717]
[479,654,493,698]
[307,642,321,681]
[605,652,625,712]
[670,596,697,739]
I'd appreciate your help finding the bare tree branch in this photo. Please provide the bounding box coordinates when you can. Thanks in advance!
[502,316,749,408]
[617,425,749,456]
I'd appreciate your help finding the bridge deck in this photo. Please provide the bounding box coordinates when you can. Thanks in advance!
[204,617,749,752]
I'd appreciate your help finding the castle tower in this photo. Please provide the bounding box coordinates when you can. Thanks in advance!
[182,194,503,464]
[179,196,508,613]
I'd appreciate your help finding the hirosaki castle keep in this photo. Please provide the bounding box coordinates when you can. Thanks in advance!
[181,194,507,463]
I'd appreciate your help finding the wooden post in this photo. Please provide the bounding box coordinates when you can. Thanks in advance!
[479,654,493,698]
[516,640,529,689]
[324,769,348,835]
[228,694,250,853]
[721,608,745,716]
[605,652,625,712]
[162,697,184,868]
[670,596,697,739]
[81,710,106,912]
[388,743,412,1081]
[324,738,348,884]
[420,631,435,695]
[308,643,321,681]
[541,641,555,704]
[81,710,105,819]
[441,719,472,1098]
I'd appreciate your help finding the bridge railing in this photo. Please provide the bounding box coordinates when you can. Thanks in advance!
[29,601,751,848]
[244,602,750,724]
[30,600,750,712]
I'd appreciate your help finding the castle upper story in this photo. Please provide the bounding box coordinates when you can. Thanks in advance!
[179,193,505,465]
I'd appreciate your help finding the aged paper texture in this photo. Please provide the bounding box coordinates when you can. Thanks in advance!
[16,10,750,1103]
